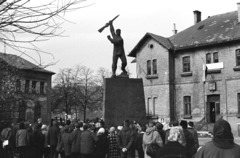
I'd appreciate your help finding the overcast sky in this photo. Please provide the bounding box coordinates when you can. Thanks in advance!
[4,0,240,78]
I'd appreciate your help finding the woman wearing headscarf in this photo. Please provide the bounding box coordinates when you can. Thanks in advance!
[194,119,240,158]
[107,127,120,158]
[95,127,108,158]
[156,127,190,158]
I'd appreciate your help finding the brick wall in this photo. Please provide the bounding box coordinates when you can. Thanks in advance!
[174,43,240,135]
[136,38,171,122]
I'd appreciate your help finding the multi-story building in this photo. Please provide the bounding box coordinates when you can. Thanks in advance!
[129,3,240,135]
[0,53,54,124]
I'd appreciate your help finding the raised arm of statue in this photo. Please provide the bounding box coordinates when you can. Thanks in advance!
[109,22,116,37]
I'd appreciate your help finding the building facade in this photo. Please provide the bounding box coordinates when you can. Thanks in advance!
[0,53,54,124]
[129,4,240,135]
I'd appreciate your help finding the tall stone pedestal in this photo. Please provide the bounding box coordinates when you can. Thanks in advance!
[103,78,146,127]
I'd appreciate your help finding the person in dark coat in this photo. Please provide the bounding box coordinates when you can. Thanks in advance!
[117,120,135,158]
[0,122,13,158]
[32,123,44,158]
[187,121,199,154]
[62,125,72,158]
[95,127,108,158]
[80,124,98,158]
[156,127,191,158]
[48,120,60,158]
[156,122,165,145]
[180,120,195,157]
[70,122,83,158]
[134,125,146,158]
[195,119,240,158]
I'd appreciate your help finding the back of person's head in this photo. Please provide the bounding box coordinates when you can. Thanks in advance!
[188,121,194,128]
[83,124,89,130]
[109,127,115,134]
[180,120,188,129]
[168,127,181,142]
[41,124,47,131]
[19,122,25,129]
[75,122,83,129]
[213,119,233,140]
[156,122,163,130]
[100,120,105,127]
[52,120,57,125]
[172,120,179,127]
[66,120,71,125]
[124,120,130,127]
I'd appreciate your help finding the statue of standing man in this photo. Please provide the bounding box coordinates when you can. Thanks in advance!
[107,21,128,78]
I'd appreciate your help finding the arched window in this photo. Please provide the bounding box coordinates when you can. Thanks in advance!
[152,59,157,74]
[147,60,151,75]
[206,53,211,64]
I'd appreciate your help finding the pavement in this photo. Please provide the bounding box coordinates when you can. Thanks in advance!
[199,137,240,146]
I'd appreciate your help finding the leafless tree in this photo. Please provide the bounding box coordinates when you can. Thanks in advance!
[0,0,90,64]
[52,65,106,122]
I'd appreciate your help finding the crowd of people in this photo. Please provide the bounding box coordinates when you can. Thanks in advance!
[0,117,240,158]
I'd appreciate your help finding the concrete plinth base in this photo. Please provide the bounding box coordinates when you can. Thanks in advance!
[103,78,146,127]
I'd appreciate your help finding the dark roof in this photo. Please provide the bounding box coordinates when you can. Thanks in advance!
[0,53,55,74]
[170,11,240,49]
[129,11,240,57]
[128,32,173,57]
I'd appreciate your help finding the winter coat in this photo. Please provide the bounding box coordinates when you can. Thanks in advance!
[182,128,195,156]
[187,127,199,153]
[134,132,144,152]
[16,129,29,147]
[1,127,13,148]
[143,127,163,158]
[117,126,135,151]
[42,130,48,148]
[47,125,60,146]
[156,129,165,145]
[62,132,72,156]
[156,141,190,158]
[32,129,44,149]
[95,133,108,157]
[194,119,240,158]
[12,124,19,148]
[80,130,98,154]
[70,129,82,153]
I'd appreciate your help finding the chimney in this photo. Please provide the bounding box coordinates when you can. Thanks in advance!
[172,23,178,35]
[193,10,201,24]
[237,3,240,22]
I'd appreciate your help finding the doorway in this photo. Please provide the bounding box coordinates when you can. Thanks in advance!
[207,95,220,123]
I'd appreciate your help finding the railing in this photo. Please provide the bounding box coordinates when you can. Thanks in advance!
[195,116,206,131]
